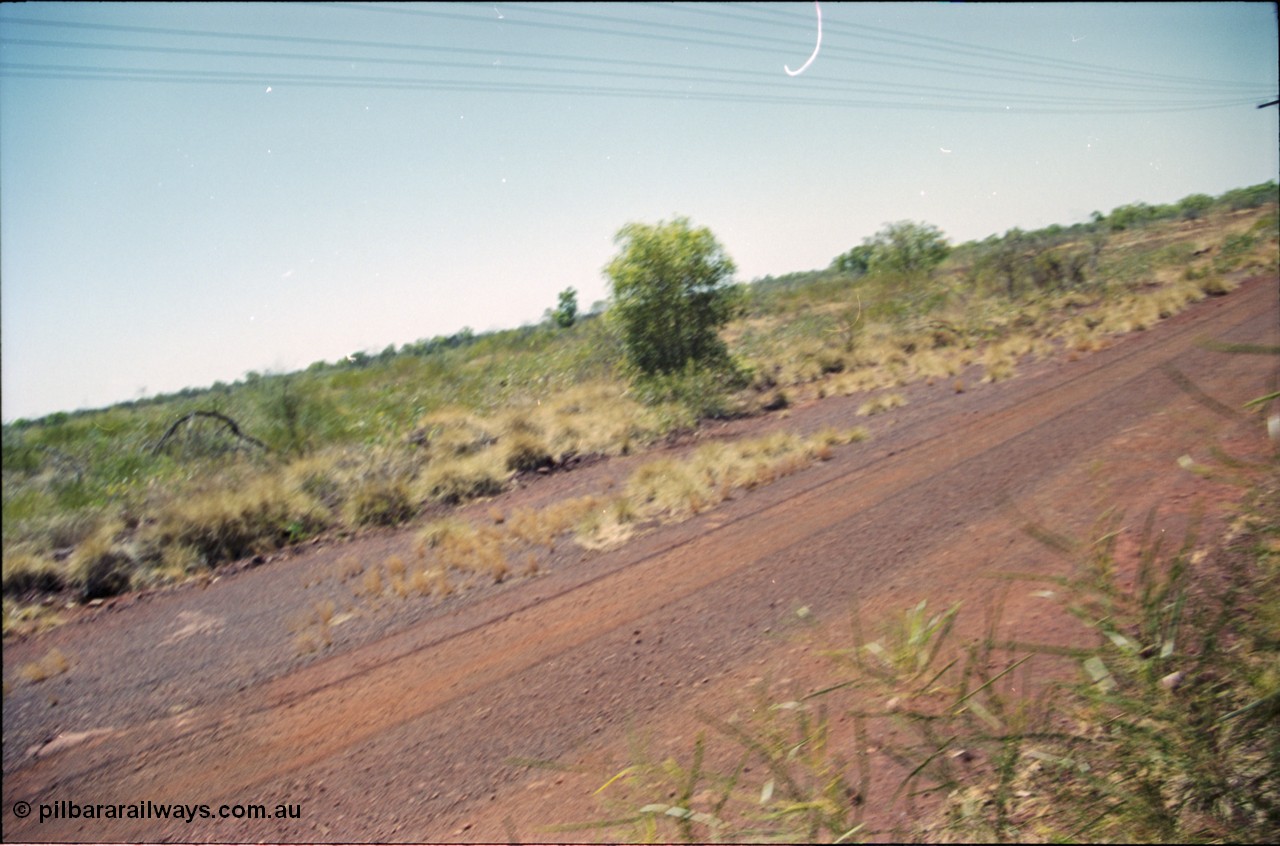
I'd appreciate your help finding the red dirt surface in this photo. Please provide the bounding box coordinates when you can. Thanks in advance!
[3,274,1277,843]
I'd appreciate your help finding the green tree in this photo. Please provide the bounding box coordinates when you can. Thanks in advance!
[1106,202,1155,231]
[991,227,1028,298]
[604,216,738,377]
[864,220,951,281]
[1217,180,1278,210]
[831,243,874,276]
[1176,193,1214,221]
[552,286,578,328]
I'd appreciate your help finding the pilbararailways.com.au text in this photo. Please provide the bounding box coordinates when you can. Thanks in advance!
[33,799,301,824]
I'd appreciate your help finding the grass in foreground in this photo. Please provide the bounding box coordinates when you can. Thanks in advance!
[574,443,1279,843]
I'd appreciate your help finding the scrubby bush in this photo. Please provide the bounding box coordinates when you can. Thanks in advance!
[503,432,555,472]
[421,458,506,505]
[864,220,951,281]
[1,551,66,596]
[74,547,135,600]
[145,480,328,566]
[1177,192,1215,220]
[605,216,741,379]
[1217,180,1279,211]
[67,525,135,599]
[346,477,417,527]
[631,361,749,421]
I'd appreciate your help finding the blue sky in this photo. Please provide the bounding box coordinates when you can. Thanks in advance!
[1,2,1276,421]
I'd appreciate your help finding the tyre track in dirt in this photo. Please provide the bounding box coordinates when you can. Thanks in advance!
[4,276,1276,842]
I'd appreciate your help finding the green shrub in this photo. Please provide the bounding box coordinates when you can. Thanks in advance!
[604,216,740,377]
[632,362,747,420]
[1213,233,1258,273]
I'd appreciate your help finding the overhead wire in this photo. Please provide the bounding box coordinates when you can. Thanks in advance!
[4,5,1266,98]
[0,59,1256,115]
[388,1,1269,96]
[318,1,1268,97]
[0,5,1270,113]
[490,2,1272,99]
[656,1,1266,91]
[1,36,1259,110]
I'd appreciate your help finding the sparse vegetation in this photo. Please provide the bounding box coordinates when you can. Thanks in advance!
[337,426,871,609]
[18,647,71,684]
[578,416,1280,844]
[289,598,341,655]
[4,183,1276,633]
[857,393,907,417]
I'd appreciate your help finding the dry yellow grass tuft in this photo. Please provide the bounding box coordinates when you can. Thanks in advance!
[858,393,908,416]
[384,554,410,597]
[602,426,871,539]
[980,333,1050,384]
[504,506,557,549]
[2,597,63,639]
[487,383,668,465]
[415,408,497,457]
[576,499,638,551]
[430,568,454,597]
[1,549,64,596]
[289,598,339,654]
[1058,316,1106,353]
[336,555,363,582]
[909,348,968,380]
[1197,274,1239,296]
[67,520,135,600]
[507,496,603,549]
[345,476,417,527]
[501,430,555,472]
[144,476,327,569]
[148,544,203,587]
[360,564,383,598]
[314,598,336,626]
[385,554,407,580]
[416,518,509,583]
[831,367,889,397]
[416,452,507,505]
[409,566,451,597]
[19,647,71,684]
[523,553,541,576]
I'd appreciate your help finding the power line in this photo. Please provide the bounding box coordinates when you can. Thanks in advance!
[667,1,1264,91]
[1,36,1258,110]
[4,8,1265,100]
[1,61,1257,115]
[0,8,1268,113]
[323,2,1269,97]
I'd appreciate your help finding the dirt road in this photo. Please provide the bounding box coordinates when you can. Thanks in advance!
[4,275,1276,842]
